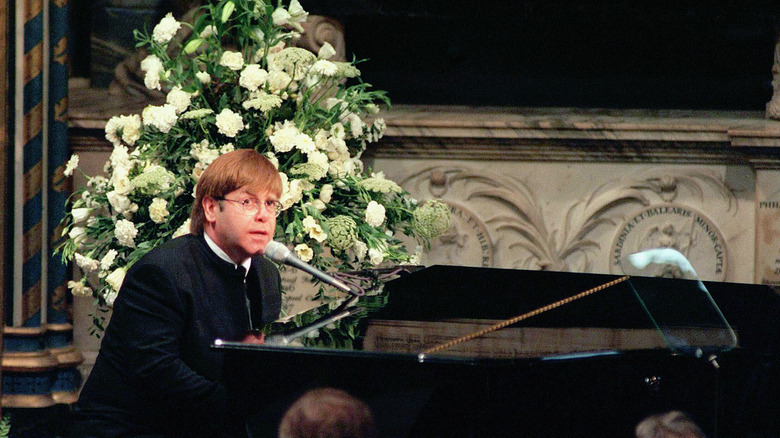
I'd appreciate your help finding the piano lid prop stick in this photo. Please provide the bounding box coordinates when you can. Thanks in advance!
[417,275,631,361]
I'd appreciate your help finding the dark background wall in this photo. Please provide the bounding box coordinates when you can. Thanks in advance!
[71,0,780,110]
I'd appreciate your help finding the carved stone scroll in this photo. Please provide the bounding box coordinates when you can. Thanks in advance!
[766,34,780,120]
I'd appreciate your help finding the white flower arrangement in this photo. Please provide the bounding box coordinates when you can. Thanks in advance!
[57,0,451,338]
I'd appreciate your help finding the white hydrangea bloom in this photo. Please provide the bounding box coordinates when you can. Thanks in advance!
[114,219,138,247]
[239,64,268,91]
[148,197,170,224]
[152,13,181,44]
[365,200,385,227]
[215,108,245,137]
[219,51,244,71]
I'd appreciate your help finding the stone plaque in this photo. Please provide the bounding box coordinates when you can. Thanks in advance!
[610,204,726,281]
[755,170,780,285]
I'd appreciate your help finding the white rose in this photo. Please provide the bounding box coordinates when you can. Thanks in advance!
[68,280,92,297]
[140,54,164,90]
[365,201,385,227]
[114,219,138,247]
[112,173,132,196]
[346,113,365,138]
[310,60,338,77]
[294,243,313,262]
[269,122,299,153]
[68,226,87,245]
[215,108,245,137]
[219,51,244,71]
[166,86,192,114]
[75,253,99,273]
[368,248,384,266]
[307,150,329,170]
[319,184,333,203]
[173,219,191,238]
[195,71,211,84]
[100,249,118,271]
[267,70,293,94]
[199,25,217,38]
[265,152,279,169]
[142,104,178,133]
[105,267,127,294]
[120,115,142,145]
[148,197,170,224]
[71,207,90,224]
[107,190,131,214]
[64,154,79,177]
[317,42,336,60]
[352,241,368,261]
[152,13,181,44]
[239,64,268,91]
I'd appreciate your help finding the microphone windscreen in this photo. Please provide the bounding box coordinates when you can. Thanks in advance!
[264,241,291,263]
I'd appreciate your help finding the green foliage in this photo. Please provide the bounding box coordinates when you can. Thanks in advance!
[56,0,450,337]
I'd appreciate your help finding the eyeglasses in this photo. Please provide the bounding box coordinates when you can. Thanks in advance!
[214,196,282,217]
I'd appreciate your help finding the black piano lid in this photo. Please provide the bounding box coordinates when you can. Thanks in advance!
[215,265,780,362]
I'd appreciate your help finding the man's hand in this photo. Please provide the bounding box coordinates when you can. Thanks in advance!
[241,331,265,344]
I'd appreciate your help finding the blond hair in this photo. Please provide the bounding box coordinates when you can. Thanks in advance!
[189,149,281,235]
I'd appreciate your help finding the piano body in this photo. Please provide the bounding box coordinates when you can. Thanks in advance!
[216,266,780,437]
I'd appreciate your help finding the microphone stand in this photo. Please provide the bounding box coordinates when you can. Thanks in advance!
[265,296,364,346]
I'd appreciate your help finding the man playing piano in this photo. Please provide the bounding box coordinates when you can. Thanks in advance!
[70,149,283,437]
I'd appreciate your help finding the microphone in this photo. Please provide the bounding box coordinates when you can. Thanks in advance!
[264,304,363,345]
[264,241,361,296]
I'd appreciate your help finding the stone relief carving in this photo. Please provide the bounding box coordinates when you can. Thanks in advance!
[768,35,780,120]
[108,11,345,98]
[401,166,736,280]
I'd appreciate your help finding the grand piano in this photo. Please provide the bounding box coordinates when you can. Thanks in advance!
[215,262,780,437]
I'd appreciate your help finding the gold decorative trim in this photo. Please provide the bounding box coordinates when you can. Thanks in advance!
[46,322,74,333]
[2,350,59,372]
[2,393,56,408]
[52,391,80,405]
[4,326,47,336]
[49,346,85,367]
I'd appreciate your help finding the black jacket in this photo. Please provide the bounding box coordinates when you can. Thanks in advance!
[71,234,281,437]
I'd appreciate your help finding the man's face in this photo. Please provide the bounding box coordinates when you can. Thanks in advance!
[203,186,278,263]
